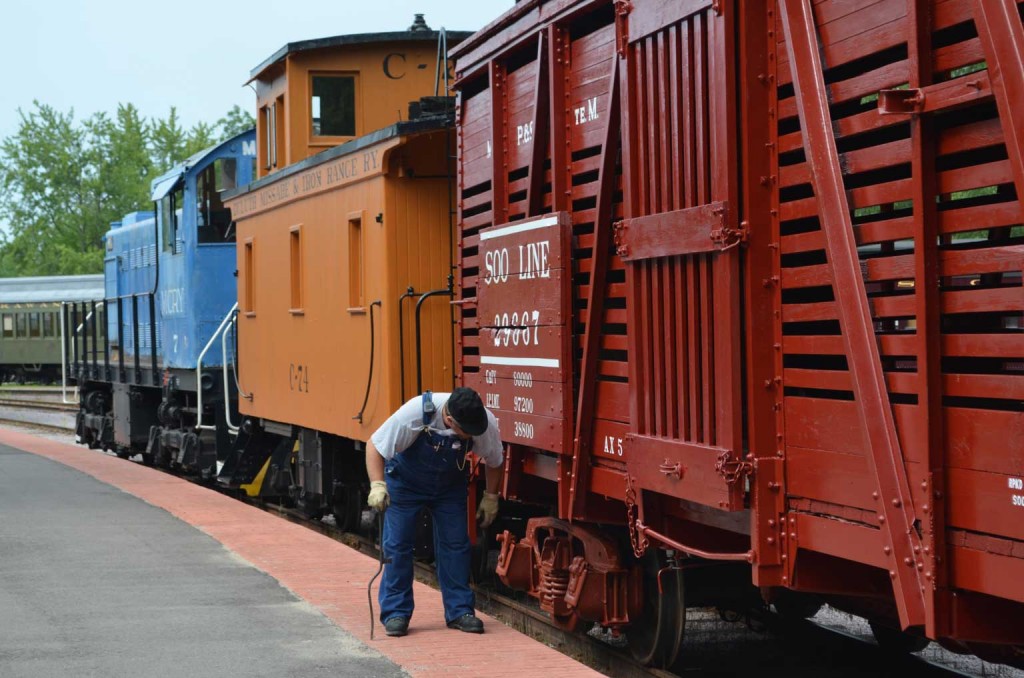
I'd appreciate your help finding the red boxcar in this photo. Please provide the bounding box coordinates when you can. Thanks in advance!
[452,0,1024,669]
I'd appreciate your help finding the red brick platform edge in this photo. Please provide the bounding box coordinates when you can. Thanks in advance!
[0,428,603,678]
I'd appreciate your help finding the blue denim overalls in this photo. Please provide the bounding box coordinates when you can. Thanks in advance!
[379,392,474,624]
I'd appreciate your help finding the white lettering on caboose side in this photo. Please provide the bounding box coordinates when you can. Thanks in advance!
[1011,477,1024,508]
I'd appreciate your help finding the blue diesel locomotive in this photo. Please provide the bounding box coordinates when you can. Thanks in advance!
[71,129,255,470]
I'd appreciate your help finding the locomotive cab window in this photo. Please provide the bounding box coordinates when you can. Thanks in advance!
[311,75,356,138]
[196,158,237,244]
[160,184,184,253]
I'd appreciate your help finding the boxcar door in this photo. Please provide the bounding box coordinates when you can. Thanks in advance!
[616,0,744,511]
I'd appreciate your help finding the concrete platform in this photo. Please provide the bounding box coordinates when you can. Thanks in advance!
[0,429,602,678]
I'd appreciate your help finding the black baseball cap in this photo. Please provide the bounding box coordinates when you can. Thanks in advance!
[447,387,488,436]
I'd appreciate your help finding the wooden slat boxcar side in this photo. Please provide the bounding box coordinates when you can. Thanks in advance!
[455,0,1024,668]
[775,0,1024,653]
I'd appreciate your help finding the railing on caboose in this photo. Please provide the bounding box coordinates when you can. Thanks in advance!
[61,292,159,391]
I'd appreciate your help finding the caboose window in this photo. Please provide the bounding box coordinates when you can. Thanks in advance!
[260,105,272,170]
[289,225,303,313]
[243,238,255,315]
[348,212,364,310]
[274,97,285,167]
[311,75,356,137]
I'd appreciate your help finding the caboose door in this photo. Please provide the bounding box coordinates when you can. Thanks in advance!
[616,0,744,511]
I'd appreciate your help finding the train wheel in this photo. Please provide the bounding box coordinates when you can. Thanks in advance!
[331,485,361,534]
[627,550,686,669]
[869,621,930,654]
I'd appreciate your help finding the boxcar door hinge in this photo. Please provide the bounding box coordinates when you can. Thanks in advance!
[613,0,632,56]
[715,451,753,485]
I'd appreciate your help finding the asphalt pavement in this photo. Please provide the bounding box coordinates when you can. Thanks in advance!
[0,444,406,678]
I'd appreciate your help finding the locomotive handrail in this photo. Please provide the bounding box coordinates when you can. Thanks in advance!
[61,303,101,404]
[220,313,242,434]
[226,309,251,404]
[60,303,76,404]
[196,302,238,432]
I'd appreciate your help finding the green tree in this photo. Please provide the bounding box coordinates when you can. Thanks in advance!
[88,103,154,219]
[185,120,217,157]
[0,102,105,275]
[150,106,189,172]
[217,104,256,141]
[0,102,255,276]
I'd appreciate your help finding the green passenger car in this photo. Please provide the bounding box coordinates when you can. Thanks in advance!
[0,275,105,383]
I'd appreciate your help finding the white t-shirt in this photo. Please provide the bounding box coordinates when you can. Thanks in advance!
[370,392,504,468]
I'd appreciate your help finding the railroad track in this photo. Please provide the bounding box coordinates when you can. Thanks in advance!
[0,412,998,677]
[0,395,78,435]
[0,397,78,412]
[256,502,975,678]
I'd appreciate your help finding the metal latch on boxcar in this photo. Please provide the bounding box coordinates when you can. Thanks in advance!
[709,224,748,253]
[714,451,752,485]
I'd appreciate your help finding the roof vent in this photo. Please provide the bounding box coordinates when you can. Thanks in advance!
[409,14,431,32]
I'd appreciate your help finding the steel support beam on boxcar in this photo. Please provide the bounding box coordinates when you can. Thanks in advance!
[490,60,509,227]
[778,0,927,629]
[743,0,785,586]
[569,56,621,521]
[907,0,949,640]
[526,34,549,218]
[548,24,570,214]
[972,0,1024,210]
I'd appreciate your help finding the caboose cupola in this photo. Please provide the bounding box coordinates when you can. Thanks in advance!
[249,15,465,177]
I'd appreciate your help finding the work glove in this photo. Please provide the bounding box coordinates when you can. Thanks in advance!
[476,491,499,528]
[368,480,389,511]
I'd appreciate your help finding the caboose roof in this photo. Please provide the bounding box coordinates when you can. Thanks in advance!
[250,29,474,82]
[223,113,451,201]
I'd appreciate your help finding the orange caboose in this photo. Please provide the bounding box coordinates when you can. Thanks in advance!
[220,18,471,522]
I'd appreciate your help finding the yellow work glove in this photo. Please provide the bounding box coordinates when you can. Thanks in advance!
[476,491,499,528]
[368,480,389,511]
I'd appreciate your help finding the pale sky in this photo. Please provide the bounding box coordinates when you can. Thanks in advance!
[1,0,514,142]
